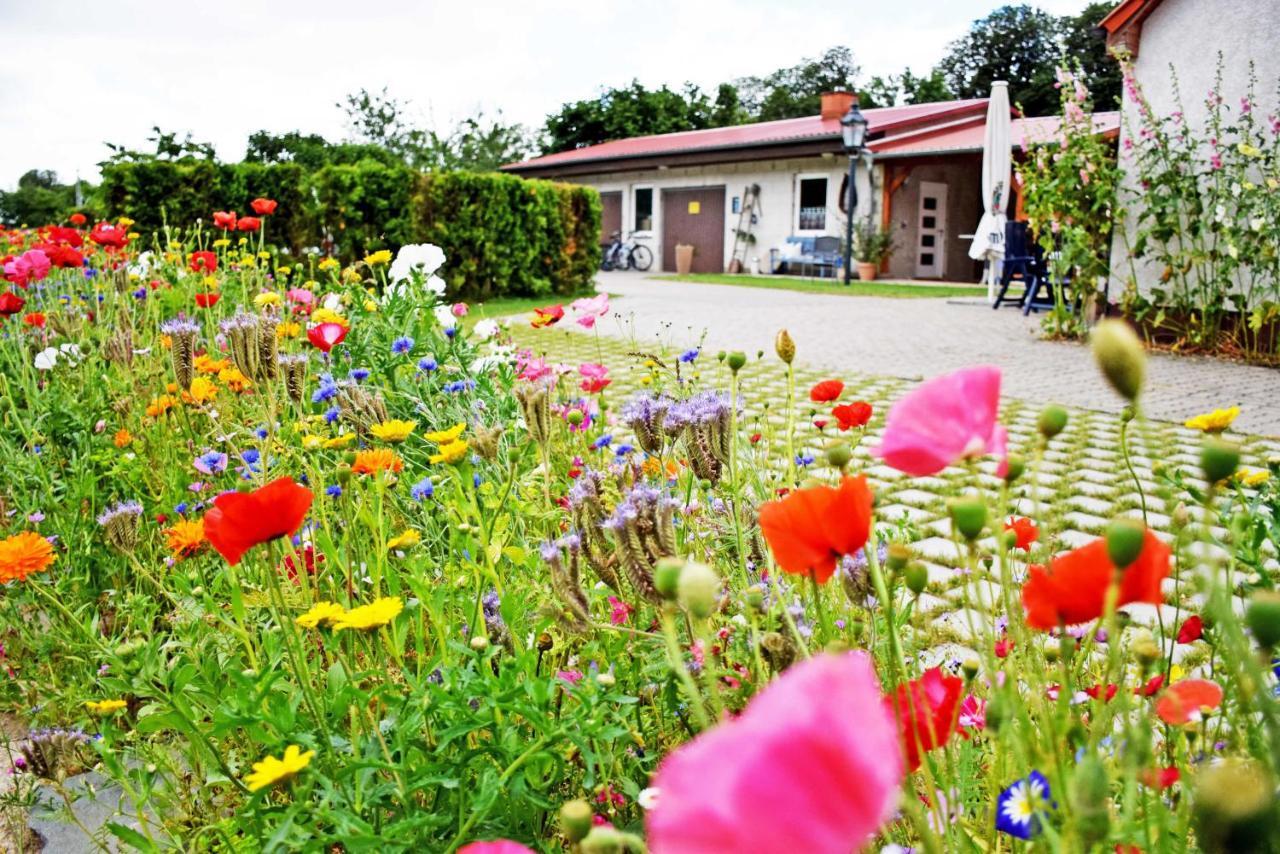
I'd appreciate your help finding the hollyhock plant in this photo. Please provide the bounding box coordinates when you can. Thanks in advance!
[202,477,313,566]
[809,379,844,402]
[757,475,873,582]
[832,400,872,430]
[645,652,902,854]
[885,667,964,771]
[1021,528,1170,630]
[307,322,348,353]
[874,365,1006,476]
[571,293,610,328]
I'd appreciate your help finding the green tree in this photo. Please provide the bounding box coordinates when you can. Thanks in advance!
[860,69,954,108]
[103,126,217,164]
[542,80,719,153]
[0,170,85,226]
[736,47,861,121]
[1061,2,1123,109]
[937,4,1063,115]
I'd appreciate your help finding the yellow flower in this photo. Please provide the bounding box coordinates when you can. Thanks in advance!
[370,419,416,443]
[195,354,230,374]
[310,307,348,327]
[351,448,403,474]
[429,439,469,464]
[424,423,466,444]
[317,258,340,271]
[219,366,254,393]
[1269,178,1280,191]
[116,216,135,227]
[1238,142,1263,158]
[364,299,379,313]
[202,275,220,290]
[386,530,420,550]
[85,699,127,715]
[254,292,282,307]
[277,321,302,339]
[245,745,314,792]
[276,266,292,277]
[296,601,347,629]
[257,251,271,260]
[165,518,206,559]
[332,597,403,631]
[183,377,219,405]
[159,334,173,350]
[363,249,393,267]
[1237,469,1271,487]
[1184,406,1240,434]
[127,232,140,240]
[113,429,133,448]
[146,394,180,418]
[300,434,324,451]
[323,432,357,450]
[212,238,231,249]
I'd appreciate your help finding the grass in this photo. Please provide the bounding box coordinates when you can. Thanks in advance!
[652,273,985,299]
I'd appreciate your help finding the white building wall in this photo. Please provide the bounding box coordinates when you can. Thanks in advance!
[1110,0,1280,298]
[564,155,877,273]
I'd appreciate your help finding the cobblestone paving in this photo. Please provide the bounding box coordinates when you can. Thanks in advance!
[589,272,1280,436]
[513,308,1276,674]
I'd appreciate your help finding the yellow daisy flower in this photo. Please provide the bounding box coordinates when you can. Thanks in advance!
[300,435,324,451]
[296,601,347,629]
[370,419,416,443]
[1237,469,1270,487]
[310,307,348,327]
[363,249,393,267]
[317,257,340,271]
[277,321,302,339]
[386,530,420,551]
[245,745,314,792]
[424,423,466,444]
[254,292,282,308]
[85,699,127,714]
[323,433,357,450]
[212,238,231,249]
[332,597,403,632]
[1184,407,1240,434]
[429,439,469,465]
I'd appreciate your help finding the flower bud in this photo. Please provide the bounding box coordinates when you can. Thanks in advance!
[559,799,594,843]
[774,329,796,364]
[726,351,747,372]
[469,635,490,651]
[1129,628,1161,665]
[1245,590,1280,649]
[677,561,720,619]
[744,584,765,612]
[961,658,980,680]
[596,671,616,688]
[1172,502,1190,530]
[1201,438,1240,484]
[336,463,353,485]
[1002,455,1025,483]
[566,409,585,427]
[536,631,554,652]
[1091,318,1146,402]
[886,543,911,571]
[825,442,852,469]
[985,693,1010,732]
[948,498,987,541]
[1037,404,1069,439]
[1193,760,1277,854]
[654,557,683,601]
[1105,519,1146,569]
[903,562,928,595]
[580,826,626,854]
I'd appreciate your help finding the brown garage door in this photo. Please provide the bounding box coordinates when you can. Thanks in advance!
[661,187,725,273]
[600,192,622,246]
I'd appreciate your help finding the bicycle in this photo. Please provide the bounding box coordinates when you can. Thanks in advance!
[600,230,653,272]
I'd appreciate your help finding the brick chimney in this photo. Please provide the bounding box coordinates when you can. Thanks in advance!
[820,91,857,120]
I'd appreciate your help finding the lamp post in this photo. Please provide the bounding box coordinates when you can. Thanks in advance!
[841,98,868,285]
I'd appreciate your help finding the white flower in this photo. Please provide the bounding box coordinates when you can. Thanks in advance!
[637,787,660,810]
[322,293,343,313]
[59,343,82,365]
[389,243,446,284]
[473,319,499,340]
[433,304,456,330]
[426,275,446,297]
[34,347,58,370]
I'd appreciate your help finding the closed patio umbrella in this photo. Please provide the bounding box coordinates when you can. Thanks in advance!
[968,81,1012,304]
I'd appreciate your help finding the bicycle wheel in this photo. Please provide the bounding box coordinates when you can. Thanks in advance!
[630,244,653,272]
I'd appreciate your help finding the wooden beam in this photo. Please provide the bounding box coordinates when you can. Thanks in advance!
[880,164,912,273]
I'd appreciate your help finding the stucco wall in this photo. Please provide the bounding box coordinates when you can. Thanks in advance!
[883,155,985,282]
[1109,0,1280,298]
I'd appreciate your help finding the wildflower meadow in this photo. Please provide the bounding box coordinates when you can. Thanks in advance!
[2,204,1280,853]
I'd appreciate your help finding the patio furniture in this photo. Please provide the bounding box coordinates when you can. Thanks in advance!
[769,236,844,278]
[991,221,1042,310]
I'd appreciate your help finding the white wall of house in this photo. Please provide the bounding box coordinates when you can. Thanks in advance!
[565,155,876,273]
[1109,0,1280,299]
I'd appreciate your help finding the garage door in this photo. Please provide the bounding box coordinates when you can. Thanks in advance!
[600,192,622,246]
[661,187,725,273]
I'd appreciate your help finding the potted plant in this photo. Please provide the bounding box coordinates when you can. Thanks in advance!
[852,221,895,281]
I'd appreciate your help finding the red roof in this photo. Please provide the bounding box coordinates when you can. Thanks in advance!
[873,112,1121,158]
[503,99,989,173]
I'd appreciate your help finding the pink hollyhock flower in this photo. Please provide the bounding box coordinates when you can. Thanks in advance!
[458,842,534,854]
[646,652,902,854]
[571,293,610,328]
[579,362,611,393]
[873,365,1007,477]
[3,250,52,287]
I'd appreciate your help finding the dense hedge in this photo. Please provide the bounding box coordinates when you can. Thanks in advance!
[99,161,600,298]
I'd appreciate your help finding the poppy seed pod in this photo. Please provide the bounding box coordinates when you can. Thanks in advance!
[948,498,987,541]
[1245,590,1280,648]
[1090,319,1146,402]
[774,329,796,364]
[580,825,627,854]
[654,556,683,600]
[825,442,853,469]
[1037,404,1069,439]
[559,799,594,843]
[1003,454,1026,483]
[886,543,911,571]
[1105,519,1146,569]
[677,560,720,619]
[903,562,928,595]
[1201,438,1240,484]
[726,351,747,372]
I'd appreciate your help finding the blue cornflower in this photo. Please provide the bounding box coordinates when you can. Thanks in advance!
[311,375,339,404]
[255,427,268,440]
[325,485,342,498]
[391,336,414,355]
[241,449,261,468]
[417,357,438,373]
[324,406,340,423]
[615,443,635,457]
[795,452,815,467]
[410,477,434,501]
[996,771,1052,840]
[473,472,482,488]
[445,327,457,339]
[592,434,613,450]
[679,348,699,363]
[443,379,475,393]
[194,450,228,475]
[132,287,147,300]
[349,368,370,382]
[175,502,189,515]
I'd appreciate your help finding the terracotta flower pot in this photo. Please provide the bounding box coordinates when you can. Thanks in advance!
[856,262,878,282]
[675,244,695,276]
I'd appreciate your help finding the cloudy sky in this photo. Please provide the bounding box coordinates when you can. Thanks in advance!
[0,0,1089,188]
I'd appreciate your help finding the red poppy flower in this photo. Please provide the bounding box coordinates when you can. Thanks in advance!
[42,226,83,247]
[832,400,873,430]
[307,322,348,352]
[994,638,1014,658]
[237,216,261,232]
[885,667,963,771]
[1136,674,1165,697]
[813,419,828,430]
[0,291,25,316]
[23,312,45,329]
[281,543,324,581]
[1139,767,1180,790]
[580,376,611,394]
[44,245,84,267]
[1021,528,1170,630]
[1085,683,1118,702]
[757,475,873,583]
[809,379,844,402]
[1176,615,1203,644]
[530,305,564,328]
[195,292,220,308]
[69,212,87,226]
[251,197,278,215]
[749,432,762,444]
[202,477,313,566]
[189,251,218,273]
[89,222,129,248]
[1004,516,1039,551]
[212,211,237,230]
[1155,679,1222,725]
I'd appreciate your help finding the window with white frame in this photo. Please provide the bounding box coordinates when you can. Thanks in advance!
[796,176,828,231]
[633,187,654,233]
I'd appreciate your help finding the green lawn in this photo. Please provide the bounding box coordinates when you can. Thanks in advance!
[652,273,985,299]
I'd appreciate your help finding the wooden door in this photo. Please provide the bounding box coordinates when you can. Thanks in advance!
[914,181,948,278]
[600,192,622,246]
[661,186,725,273]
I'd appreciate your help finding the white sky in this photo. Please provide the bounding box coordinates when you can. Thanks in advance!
[0,0,1089,189]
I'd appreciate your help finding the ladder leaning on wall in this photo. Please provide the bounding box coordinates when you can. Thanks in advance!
[727,183,761,274]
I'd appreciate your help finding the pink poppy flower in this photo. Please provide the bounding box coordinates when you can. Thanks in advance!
[451,302,469,318]
[873,365,1007,476]
[3,250,52,287]
[579,362,611,393]
[458,842,534,854]
[286,288,315,307]
[571,293,610,328]
[646,652,902,853]
[517,356,555,383]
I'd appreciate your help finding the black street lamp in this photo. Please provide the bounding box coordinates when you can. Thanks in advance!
[841,98,869,285]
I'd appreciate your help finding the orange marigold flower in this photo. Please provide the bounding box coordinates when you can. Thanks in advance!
[0,531,56,583]
[218,366,254,392]
[351,448,404,475]
[113,429,133,448]
[165,518,207,559]
[146,394,180,418]
[195,354,230,374]
[182,377,218,405]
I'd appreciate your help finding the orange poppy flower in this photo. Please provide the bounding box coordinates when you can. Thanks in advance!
[1004,516,1039,551]
[809,379,844,402]
[202,477,313,566]
[351,449,403,475]
[757,475,873,583]
[530,305,564,328]
[0,531,56,583]
[1021,529,1170,630]
[1155,679,1223,725]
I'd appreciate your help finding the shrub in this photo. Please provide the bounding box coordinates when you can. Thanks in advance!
[308,159,417,259]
